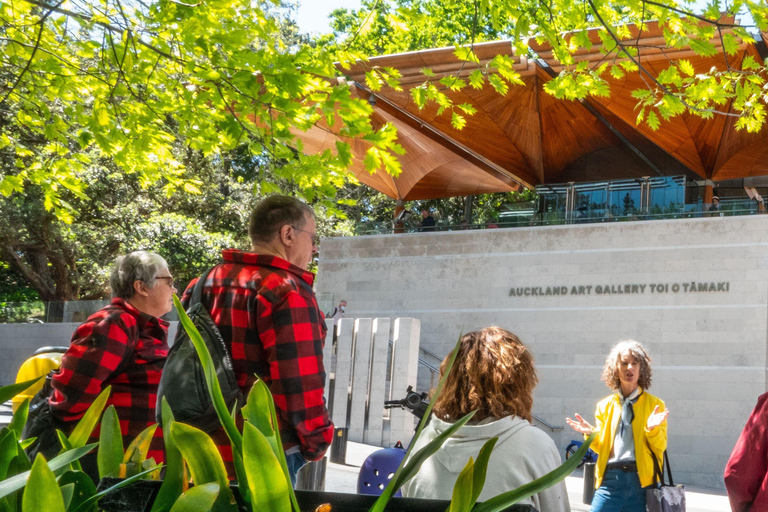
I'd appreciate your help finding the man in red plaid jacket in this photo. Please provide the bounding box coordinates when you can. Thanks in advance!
[181,195,334,484]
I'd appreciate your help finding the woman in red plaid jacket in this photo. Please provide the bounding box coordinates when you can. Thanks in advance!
[49,250,174,479]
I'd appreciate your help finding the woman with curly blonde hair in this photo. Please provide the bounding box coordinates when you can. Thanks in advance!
[567,340,669,512]
[401,327,569,512]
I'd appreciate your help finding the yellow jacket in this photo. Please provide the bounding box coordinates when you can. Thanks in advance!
[590,389,667,489]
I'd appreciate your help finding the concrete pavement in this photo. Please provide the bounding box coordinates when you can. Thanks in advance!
[323,440,730,512]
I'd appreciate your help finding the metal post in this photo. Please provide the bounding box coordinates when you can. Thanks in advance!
[295,457,327,491]
[583,462,596,504]
[329,427,348,464]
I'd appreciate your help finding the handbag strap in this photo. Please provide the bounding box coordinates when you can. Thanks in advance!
[646,439,674,486]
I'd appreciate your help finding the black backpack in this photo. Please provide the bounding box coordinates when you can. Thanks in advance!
[156,267,243,432]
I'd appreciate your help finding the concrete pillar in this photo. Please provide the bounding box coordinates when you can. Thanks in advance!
[365,318,390,446]
[348,318,373,442]
[388,318,420,447]
[331,319,354,428]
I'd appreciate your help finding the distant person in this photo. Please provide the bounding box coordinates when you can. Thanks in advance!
[31,251,173,478]
[179,195,334,485]
[724,391,768,511]
[567,340,668,512]
[402,327,569,512]
[420,209,436,231]
[707,196,723,216]
[327,300,347,325]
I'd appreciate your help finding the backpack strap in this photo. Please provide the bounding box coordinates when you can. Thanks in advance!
[190,266,216,307]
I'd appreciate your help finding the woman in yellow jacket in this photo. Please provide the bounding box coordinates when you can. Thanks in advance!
[567,340,669,512]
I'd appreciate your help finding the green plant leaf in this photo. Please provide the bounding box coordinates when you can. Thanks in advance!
[473,433,596,512]
[57,471,97,512]
[170,422,236,512]
[449,457,475,512]
[169,483,220,512]
[0,378,42,404]
[0,444,97,500]
[250,378,300,512]
[241,382,277,456]
[0,431,19,481]
[150,399,186,512]
[56,430,83,473]
[7,398,29,440]
[470,437,498,506]
[97,405,123,479]
[242,422,291,512]
[66,386,111,451]
[22,454,66,512]
[120,424,158,477]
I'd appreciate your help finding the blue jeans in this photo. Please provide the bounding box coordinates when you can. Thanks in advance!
[286,451,308,488]
[590,468,651,512]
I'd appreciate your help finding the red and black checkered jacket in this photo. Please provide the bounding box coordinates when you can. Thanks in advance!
[50,298,168,463]
[181,249,334,467]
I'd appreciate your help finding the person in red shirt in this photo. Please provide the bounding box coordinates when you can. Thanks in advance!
[181,195,334,485]
[49,251,174,478]
[725,391,768,511]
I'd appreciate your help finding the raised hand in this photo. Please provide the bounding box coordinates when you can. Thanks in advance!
[566,413,595,435]
[646,405,669,430]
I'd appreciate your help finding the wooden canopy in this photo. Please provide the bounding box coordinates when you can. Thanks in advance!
[296,24,768,200]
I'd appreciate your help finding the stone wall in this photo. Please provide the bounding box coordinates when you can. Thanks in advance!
[316,215,768,488]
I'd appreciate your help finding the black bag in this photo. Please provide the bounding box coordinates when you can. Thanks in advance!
[646,447,686,512]
[156,267,243,432]
[21,371,70,461]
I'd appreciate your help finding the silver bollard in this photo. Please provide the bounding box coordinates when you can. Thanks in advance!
[295,457,327,491]
[583,462,596,504]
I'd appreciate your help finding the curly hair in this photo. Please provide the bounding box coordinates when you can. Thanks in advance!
[431,326,538,422]
[600,339,653,391]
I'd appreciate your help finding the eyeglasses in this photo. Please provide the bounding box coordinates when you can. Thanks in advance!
[292,226,320,246]
[155,276,174,287]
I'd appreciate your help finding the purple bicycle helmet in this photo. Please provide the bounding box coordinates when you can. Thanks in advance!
[357,441,407,496]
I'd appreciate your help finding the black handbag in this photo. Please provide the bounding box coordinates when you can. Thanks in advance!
[155,266,243,432]
[21,371,70,461]
[646,446,686,512]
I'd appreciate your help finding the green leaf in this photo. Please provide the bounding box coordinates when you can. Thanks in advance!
[451,112,467,130]
[0,378,42,404]
[470,437,498,505]
[97,406,123,479]
[647,110,661,130]
[742,55,761,71]
[0,431,19,481]
[473,434,596,512]
[453,46,480,64]
[248,378,300,512]
[170,422,235,512]
[67,386,111,451]
[468,70,485,89]
[7,398,29,445]
[57,471,97,512]
[169,483,220,512]
[120,424,158,477]
[242,423,291,512]
[449,457,475,512]
[150,399,186,512]
[242,382,278,457]
[22,455,66,512]
[420,68,435,77]
[678,60,694,77]
[0,444,97,500]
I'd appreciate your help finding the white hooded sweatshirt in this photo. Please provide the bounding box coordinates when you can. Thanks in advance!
[401,415,569,512]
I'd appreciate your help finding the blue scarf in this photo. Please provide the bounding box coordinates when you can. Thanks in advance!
[619,387,643,436]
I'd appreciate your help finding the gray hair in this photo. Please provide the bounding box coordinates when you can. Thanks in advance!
[110,251,169,299]
[600,339,653,391]
[248,195,315,245]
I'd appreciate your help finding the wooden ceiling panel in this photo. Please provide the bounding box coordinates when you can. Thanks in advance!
[291,24,768,201]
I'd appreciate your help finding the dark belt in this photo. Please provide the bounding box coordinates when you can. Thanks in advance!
[606,461,637,472]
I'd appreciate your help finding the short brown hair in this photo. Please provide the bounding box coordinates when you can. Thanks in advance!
[431,326,538,422]
[601,339,653,391]
[248,195,315,245]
